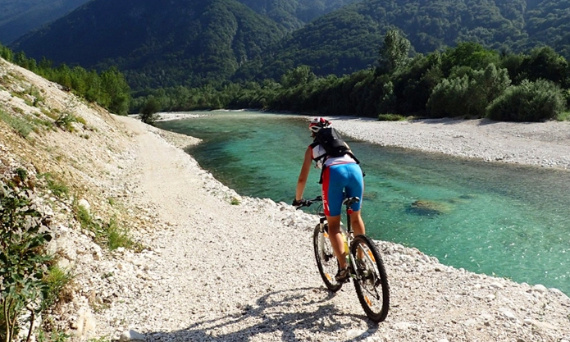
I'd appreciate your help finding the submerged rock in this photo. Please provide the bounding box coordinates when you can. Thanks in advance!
[408,199,451,216]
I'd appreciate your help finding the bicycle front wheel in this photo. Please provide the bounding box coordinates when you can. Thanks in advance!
[313,224,343,292]
[351,234,390,322]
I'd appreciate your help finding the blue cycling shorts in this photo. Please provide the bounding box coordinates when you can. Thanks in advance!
[321,163,364,217]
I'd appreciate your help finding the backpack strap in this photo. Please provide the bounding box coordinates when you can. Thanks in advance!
[310,141,327,163]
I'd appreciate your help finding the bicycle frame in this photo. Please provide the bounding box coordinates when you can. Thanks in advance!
[303,195,361,272]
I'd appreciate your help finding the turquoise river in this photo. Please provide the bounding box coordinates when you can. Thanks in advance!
[156,111,570,295]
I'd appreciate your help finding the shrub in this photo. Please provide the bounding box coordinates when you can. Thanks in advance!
[486,79,566,122]
[41,266,73,310]
[54,113,80,132]
[37,329,69,342]
[1,177,53,341]
[557,110,570,121]
[426,76,470,118]
[427,64,511,118]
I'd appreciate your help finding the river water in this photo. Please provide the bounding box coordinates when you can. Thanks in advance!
[156,110,570,295]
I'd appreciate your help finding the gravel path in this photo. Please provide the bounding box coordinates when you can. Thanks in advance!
[85,115,570,342]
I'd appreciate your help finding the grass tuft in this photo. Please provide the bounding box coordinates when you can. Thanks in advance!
[73,198,141,251]
[107,217,139,251]
[0,108,34,137]
[556,110,570,121]
[42,265,74,309]
[39,173,69,198]
[378,113,408,121]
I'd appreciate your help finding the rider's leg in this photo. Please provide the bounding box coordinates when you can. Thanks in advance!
[345,163,365,236]
[350,210,365,236]
[350,210,366,260]
[326,215,347,269]
[321,166,347,269]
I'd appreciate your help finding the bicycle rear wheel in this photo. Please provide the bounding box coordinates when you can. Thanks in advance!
[351,234,390,322]
[313,224,343,292]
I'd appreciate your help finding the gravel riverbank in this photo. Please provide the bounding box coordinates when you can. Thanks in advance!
[330,116,570,170]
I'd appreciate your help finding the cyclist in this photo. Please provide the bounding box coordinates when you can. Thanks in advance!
[293,117,366,281]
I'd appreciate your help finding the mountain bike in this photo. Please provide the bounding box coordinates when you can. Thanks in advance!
[297,196,390,322]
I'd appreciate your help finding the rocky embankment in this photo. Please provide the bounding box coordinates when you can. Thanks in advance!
[1,59,569,341]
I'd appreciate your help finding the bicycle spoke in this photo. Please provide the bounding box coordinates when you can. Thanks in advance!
[367,249,376,262]
[351,235,390,322]
[313,224,343,292]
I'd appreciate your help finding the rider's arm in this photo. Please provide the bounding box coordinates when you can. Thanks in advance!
[295,146,313,202]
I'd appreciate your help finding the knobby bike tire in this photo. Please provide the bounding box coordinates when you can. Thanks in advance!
[313,224,343,292]
[351,234,390,322]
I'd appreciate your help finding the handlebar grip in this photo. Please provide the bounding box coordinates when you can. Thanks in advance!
[294,196,322,209]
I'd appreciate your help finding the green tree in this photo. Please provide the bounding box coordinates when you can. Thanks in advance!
[426,75,470,118]
[100,67,131,115]
[427,63,511,118]
[463,64,511,117]
[517,46,569,87]
[53,65,73,90]
[378,29,412,74]
[499,52,525,83]
[0,43,14,61]
[280,65,316,88]
[442,42,500,77]
[140,96,161,125]
[391,52,443,115]
[84,70,103,103]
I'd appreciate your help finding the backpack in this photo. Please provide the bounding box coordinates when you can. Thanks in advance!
[313,127,351,159]
[311,127,361,183]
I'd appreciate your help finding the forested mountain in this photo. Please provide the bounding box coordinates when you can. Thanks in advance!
[8,0,570,89]
[237,0,359,31]
[0,0,90,44]
[0,0,357,46]
[524,0,570,59]
[246,0,570,80]
[10,0,286,89]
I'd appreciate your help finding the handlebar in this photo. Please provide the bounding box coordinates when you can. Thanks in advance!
[295,196,360,210]
[295,196,360,209]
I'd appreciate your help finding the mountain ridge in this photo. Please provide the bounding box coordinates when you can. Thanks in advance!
[0,0,91,43]
[11,0,286,89]
[8,0,570,89]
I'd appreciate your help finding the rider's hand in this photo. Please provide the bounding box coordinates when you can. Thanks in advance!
[292,198,304,206]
